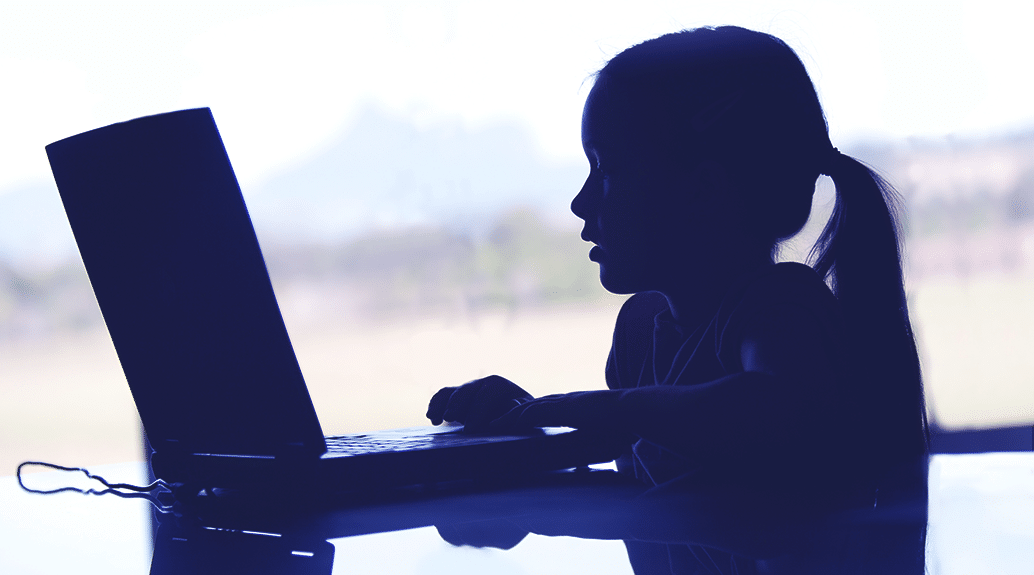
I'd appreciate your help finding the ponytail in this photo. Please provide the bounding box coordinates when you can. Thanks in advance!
[810,150,929,463]
[811,150,904,310]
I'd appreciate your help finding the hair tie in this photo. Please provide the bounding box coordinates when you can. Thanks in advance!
[820,146,843,177]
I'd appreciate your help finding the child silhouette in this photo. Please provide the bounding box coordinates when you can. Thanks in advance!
[427,27,927,498]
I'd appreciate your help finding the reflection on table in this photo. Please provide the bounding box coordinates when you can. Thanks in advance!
[4,454,1034,574]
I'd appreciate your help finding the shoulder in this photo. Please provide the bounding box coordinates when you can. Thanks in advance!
[612,291,669,350]
[717,262,842,372]
[617,291,669,325]
[606,292,668,390]
[721,262,837,322]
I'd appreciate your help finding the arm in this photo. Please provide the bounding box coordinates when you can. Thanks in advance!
[493,302,839,462]
[425,293,663,434]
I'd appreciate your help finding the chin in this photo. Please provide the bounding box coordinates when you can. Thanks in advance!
[597,265,644,295]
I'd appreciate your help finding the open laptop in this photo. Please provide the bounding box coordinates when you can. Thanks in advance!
[45,108,621,494]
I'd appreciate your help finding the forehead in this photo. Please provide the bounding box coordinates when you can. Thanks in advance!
[581,81,625,151]
[581,80,670,169]
[580,83,604,146]
[582,78,698,172]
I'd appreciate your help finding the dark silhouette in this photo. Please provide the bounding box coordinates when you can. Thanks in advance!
[28,26,943,574]
[428,26,929,508]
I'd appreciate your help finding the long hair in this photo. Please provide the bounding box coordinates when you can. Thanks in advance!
[599,27,928,466]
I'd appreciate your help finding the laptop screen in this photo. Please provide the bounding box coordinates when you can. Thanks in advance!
[46,108,326,457]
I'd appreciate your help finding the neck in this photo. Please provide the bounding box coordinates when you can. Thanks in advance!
[661,254,774,328]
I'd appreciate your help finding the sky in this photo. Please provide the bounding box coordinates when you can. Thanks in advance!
[2,0,1032,197]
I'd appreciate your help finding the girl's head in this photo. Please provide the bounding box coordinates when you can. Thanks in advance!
[573,27,897,299]
[573,27,836,295]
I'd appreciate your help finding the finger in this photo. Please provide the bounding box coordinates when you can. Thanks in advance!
[427,386,458,425]
[435,524,466,547]
[442,380,483,423]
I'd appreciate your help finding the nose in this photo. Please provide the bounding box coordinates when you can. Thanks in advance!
[571,174,596,221]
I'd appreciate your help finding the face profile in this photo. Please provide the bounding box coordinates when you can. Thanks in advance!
[572,80,724,299]
[573,84,657,295]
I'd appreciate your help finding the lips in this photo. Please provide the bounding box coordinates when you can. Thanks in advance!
[579,224,602,261]
[580,227,599,244]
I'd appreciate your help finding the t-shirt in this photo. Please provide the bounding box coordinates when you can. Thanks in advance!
[605,262,847,488]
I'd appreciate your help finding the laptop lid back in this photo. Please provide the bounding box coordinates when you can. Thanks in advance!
[46,108,326,457]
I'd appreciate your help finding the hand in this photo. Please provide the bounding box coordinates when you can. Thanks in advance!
[489,390,625,433]
[426,375,533,432]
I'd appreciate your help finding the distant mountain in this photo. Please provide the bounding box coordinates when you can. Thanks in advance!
[244,105,588,242]
[0,106,588,269]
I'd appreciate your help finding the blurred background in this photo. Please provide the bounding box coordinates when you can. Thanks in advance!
[2,0,1033,473]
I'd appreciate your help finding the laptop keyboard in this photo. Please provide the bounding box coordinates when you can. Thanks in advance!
[324,431,525,456]
[325,434,436,456]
